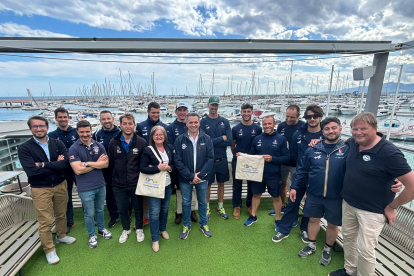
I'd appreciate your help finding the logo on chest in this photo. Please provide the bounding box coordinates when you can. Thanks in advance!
[272,139,278,146]
[257,139,262,147]
[363,155,371,161]
[117,146,122,153]
[132,148,139,154]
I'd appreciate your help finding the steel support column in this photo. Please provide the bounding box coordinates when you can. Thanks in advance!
[365,53,389,115]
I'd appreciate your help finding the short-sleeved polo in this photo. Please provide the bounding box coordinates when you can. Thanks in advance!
[68,139,106,192]
[341,136,412,214]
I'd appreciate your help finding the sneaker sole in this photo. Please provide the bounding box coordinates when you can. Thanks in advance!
[320,260,331,266]
[89,244,98,249]
[272,234,289,243]
[199,228,212,237]
[301,237,309,244]
[180,229,191,240]
[298,251,315,258]
[55,239,76,244]
[244,220,258,226]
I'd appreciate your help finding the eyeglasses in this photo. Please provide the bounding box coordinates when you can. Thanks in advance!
[30,125,47,129]
[154,134,164,137]
[304,115,320,120]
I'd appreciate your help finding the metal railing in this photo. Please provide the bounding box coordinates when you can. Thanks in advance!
[1,134,414,209]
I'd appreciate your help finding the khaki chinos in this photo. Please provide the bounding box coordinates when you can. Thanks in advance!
[342,200,386,276]
[31,180,68,253]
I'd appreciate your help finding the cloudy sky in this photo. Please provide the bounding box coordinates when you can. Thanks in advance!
[0,0,413,97]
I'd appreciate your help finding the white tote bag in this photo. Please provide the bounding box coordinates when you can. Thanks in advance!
[136,146,166,199]
[235,153,265,182]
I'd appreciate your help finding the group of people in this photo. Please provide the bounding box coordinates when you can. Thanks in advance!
[18,97,414,276]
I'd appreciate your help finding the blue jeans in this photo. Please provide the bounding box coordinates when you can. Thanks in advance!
[180,181,208,227]
[232,157,253,208]
[148,184,172,242]
[78,186,106,236]
[279,186,308,234]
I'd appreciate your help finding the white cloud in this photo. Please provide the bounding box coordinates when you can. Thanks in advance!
[0,23,74,37]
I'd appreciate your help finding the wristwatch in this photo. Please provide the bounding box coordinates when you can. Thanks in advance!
[84,162,89,167]
[38,162,43,168]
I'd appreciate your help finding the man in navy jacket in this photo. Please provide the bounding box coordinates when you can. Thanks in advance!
[289,117,349,266]
[48,107,79,233]
[274,104,324,243]
[136,102,168,143]
[166,102,199,224]
[18,116,76,265]
[200,96,232,220]
[174,113,214,239]
[108,113,148,244]
[244,116,290,230]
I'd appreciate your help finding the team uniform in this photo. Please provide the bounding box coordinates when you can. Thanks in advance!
[248,131,290,197]
[200,116,232,185]
[136,117,168,144]
[231,122,262,208]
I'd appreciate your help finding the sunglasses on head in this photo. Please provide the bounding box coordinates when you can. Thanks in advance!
[305,114,320,120]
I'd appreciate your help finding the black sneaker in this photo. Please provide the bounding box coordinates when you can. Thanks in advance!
[328,268,351,276]
[66,223,75,234]
[175,212,183,224]
[191,211,198,222]
[108,217,119,228]
[320,250,331,266]
[298,245,316,258]
[98,228,113,239]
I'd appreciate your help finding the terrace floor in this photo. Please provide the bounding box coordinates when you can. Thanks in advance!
[22,197,344,276]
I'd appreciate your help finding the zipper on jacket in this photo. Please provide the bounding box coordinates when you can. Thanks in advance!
[323,145,345,197]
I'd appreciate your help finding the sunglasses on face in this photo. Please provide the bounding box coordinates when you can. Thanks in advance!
[305,115,320,120]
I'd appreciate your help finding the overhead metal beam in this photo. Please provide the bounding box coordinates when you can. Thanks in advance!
[0,37,398,54]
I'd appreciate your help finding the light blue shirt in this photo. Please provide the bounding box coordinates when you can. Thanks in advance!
[33,136,50,161]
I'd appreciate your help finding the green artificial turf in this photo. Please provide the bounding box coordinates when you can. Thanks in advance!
[22,197,344,276]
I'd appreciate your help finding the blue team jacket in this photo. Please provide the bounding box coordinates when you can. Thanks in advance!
[136,117,168,144]
[166,119,187,146]
[249,131,290,180]
[291,139,349,198]
[290,123,323,166]
[173,130,214,183]
[48,126,79,149]
[200,116,232,159]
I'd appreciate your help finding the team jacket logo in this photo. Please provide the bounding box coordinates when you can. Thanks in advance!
[206,125,210,129]
[272,139,278,146]
[336,148,344,156]
[251,129,256,135]
[182,144,187,149]
[257,139,262,147]
[132,148,139,154]
[117,146,122,153]
[93,146,100,154]
[71,136,76,141]
[220,122,225,128]
[200,143,205,146]
[363,155,371,161]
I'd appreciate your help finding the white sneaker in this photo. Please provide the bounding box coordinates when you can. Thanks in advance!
[136,229,145,242]
[119,230,131,243]
[56,235,76,244]
[46,249,60,265]
[88,235,98,248]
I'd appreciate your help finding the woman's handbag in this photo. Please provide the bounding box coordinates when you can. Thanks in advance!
[135,146,166,199]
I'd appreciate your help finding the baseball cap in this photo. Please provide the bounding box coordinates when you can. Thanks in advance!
[208,96,220,105]
[176,102,188,109]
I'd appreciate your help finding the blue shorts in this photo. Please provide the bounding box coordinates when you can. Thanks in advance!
[250,178,281,197]
[303,193,342,226]
[208,158,230,185]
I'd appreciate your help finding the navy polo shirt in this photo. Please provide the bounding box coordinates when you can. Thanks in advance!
[68,139,106,192]
[341,136,412,214]
[232,122,262,155]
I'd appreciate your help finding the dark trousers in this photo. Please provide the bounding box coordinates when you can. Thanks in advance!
[64,168,75,226]
[232,158,252,208]
[103,169,119,219]
[279,186,309,234]
[112,185,143,230]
